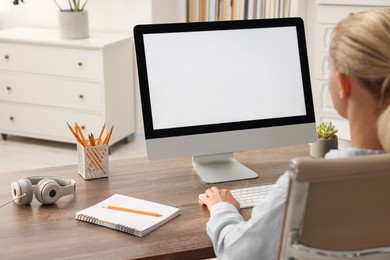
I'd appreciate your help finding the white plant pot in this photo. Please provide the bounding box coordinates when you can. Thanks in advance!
[58,10,89,40]
[310,137,338,158]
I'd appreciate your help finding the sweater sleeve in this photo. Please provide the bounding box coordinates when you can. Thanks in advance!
[206,172,290,260]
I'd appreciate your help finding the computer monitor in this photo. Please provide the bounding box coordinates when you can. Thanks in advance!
[133,17,316,183]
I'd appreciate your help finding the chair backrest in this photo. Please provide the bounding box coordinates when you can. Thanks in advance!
[278,154,390,260]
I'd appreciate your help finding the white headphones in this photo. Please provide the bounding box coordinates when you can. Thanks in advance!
[11,176,76,205]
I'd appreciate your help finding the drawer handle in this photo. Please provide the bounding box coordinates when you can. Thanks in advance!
[79,94,84,99]
[81,125,86,130]
[6,86,11,91]
[4,55,9,60]
[9,116,14,121]
[78,62,83,67]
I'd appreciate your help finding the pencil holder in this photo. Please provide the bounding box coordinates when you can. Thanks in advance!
[77,143,109,180]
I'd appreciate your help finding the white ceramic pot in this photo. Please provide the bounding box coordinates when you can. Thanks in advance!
[58,10,89,40]
[310,137,338,158]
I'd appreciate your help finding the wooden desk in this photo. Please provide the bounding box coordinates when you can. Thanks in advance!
[0,145,309,259]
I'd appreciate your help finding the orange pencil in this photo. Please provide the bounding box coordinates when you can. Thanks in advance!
[89,133,96,146]
[102,205,161,217]
[66,122,86,147]
[74,122,87,146]
[102,125,114,145]
[96,123,106,145]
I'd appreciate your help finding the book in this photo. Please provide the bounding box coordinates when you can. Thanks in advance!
[75,194,180,237]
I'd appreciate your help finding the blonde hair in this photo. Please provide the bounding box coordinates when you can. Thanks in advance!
[329,8,390,152]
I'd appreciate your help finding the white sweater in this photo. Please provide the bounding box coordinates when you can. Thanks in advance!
[206,147,385,260]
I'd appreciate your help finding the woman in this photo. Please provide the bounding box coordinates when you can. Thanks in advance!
[199,8,390,260]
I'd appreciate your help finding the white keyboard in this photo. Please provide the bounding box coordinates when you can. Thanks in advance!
[199,184,273,209]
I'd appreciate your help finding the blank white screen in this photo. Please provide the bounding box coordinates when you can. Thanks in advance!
[143,26,306,130]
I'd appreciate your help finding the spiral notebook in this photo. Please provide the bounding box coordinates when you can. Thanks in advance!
[75,194,180,237]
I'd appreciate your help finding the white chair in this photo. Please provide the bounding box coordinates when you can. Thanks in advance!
[278,154,390,260]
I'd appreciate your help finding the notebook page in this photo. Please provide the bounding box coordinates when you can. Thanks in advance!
[75,194,180,234]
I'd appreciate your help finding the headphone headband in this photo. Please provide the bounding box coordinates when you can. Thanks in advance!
[27,176,74,186]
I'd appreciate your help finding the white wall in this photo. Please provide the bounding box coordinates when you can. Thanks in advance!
[152,0,187,23]
[290,0,317,90]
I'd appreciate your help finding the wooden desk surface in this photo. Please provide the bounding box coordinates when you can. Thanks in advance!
[0,145,309,259]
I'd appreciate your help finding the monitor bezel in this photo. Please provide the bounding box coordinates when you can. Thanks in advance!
[133,18,315,140]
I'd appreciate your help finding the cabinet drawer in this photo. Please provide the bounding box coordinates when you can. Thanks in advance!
[0,103,103,142]
[0,43,102,80]
[0,73,102,112]
[318,5,389,24]
[314,79,335,113]
[315,6,388,79]
[312,52,328,80]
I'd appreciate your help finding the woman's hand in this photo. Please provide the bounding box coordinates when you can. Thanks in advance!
[199,186,240,212]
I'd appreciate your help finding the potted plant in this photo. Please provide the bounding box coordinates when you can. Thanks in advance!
[310,122,338,158]
[12,0,24,4]
[13,0,89,11]
[13,0,90,40]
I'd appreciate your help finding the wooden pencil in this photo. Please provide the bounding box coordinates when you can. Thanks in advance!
[74,122,87,146]
[96,123,106,145]
[66,122,86,147]
[102,125,114,145]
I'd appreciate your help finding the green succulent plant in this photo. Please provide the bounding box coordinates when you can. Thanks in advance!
[316,122,338,139]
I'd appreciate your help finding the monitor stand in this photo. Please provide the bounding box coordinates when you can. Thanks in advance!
[192,152,258,183]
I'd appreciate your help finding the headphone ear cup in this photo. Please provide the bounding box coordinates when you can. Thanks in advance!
[35,179,62,204]
[11,178,33,205]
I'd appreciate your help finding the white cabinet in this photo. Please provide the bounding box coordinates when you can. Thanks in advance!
[312,0,389,140]
[0,27,135,145]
